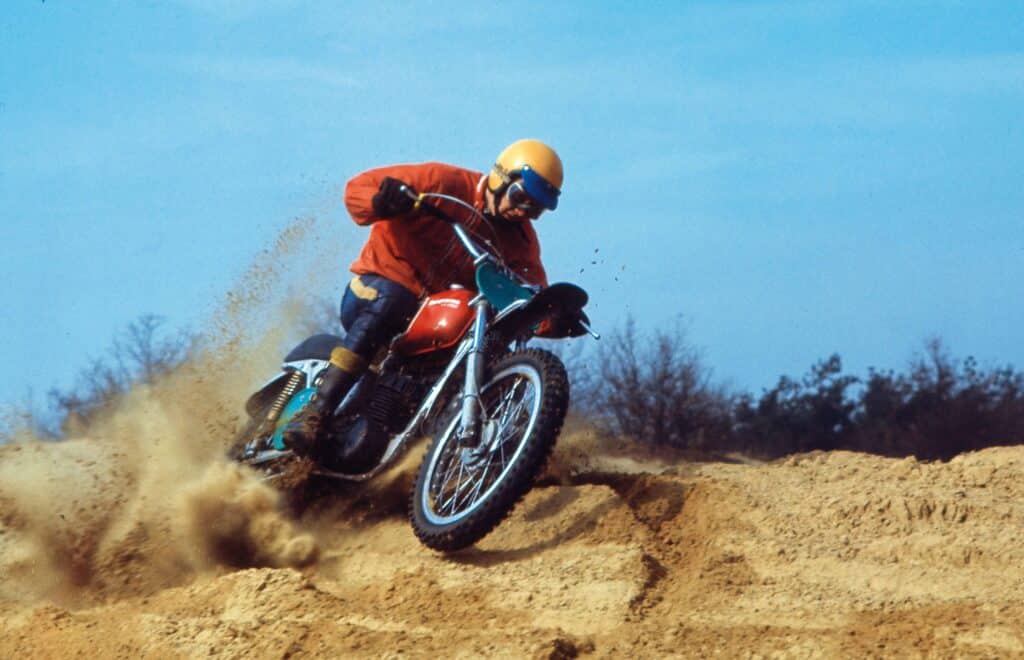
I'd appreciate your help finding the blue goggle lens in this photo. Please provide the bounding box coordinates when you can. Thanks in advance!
[519,165,560,211]
[506,181,542,213]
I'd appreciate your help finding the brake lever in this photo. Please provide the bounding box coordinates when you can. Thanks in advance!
[578,318,600,340]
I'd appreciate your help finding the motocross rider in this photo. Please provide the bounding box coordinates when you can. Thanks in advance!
[281,139,563,455]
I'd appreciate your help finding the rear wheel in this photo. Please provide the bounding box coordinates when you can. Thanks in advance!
[227,399,315,511]
[410,349,569,552]
[227,410,271,461]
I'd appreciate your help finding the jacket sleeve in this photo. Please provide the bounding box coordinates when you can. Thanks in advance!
[344,162,456,226]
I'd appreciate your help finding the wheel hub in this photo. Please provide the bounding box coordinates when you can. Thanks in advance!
[461,420,499,467]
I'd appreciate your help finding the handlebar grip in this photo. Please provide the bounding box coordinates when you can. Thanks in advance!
[399,186,455,224]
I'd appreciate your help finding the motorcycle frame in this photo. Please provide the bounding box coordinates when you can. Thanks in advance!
[310,194,510,482]
[312,305,487,482]
[255,190,593,482]
[253,295,518,481]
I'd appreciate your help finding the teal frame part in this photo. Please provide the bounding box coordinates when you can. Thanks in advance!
[475,262,533,312]
[270,387,317,450]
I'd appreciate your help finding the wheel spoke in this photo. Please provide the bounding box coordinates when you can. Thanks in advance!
[494,379,522,427]
[481,375,517,421]
[492,388,532,449]
[466,460,494,508]
[451,473,477,512]
[503,396,530,433]
[479,379,529,456]
[440,460,466,514]
[432,444,459,492]
[438,490,457,515]
[482,451,504,492]
[448,463,483,514]
[436,454,460,499]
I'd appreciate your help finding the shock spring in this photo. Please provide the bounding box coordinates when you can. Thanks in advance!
[264,370,304,423]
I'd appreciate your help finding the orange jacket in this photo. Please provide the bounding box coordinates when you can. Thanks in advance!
[344,162,548,297]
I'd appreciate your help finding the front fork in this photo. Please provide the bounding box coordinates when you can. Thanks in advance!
[457,299,490,443]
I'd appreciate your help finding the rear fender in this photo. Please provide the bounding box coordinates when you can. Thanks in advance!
[284,334,343,362]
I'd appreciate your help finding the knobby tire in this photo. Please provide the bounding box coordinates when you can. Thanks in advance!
[409,348,570,552]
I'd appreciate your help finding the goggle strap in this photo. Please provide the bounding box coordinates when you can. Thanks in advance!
[491,163,522,195]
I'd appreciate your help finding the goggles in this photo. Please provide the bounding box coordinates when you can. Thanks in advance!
[505,180,544,214]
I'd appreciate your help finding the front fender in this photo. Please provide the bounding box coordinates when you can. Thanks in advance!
[489,282,589,340]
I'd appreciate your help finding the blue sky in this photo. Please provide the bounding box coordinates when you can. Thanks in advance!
[2,0,1022,408]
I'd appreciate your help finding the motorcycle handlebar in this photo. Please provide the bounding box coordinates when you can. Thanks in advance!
[398,185,491,264]
[398,184,599,340]
[398,184,447,220]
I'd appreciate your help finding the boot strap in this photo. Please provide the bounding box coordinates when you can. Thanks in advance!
[329,346,367,373]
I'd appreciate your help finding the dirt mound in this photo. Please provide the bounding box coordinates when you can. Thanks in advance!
[4,427,1024,657]
[0,398,318,606]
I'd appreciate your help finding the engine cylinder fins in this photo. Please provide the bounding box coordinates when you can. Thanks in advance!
[367,372,422,432]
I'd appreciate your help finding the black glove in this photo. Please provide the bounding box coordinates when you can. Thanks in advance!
[540,309,591,338]
[563,309,591,337]
[372,177,416,218]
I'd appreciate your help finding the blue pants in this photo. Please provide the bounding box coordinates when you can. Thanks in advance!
[339,273,421,360]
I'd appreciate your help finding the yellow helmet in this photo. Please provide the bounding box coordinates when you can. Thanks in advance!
[487,139,563,210]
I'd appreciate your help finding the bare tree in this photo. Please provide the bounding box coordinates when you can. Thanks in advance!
[47,314,194,435]
[579,316,733,449]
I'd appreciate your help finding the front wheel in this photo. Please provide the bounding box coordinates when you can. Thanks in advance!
[410,348,569,552]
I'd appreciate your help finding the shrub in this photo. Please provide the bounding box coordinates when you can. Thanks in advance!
[851,339,1024,459]
[733,354,858,458]
[733,339,1024,460]
[572,317,733,450]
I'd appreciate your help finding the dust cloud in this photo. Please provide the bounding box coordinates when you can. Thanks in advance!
[0,216,343,604]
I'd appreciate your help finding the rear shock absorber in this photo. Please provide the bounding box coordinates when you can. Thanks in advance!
[264,370,304,423]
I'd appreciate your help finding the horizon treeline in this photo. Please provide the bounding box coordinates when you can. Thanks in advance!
[6,312,1024,462]
[570,319,1024,461]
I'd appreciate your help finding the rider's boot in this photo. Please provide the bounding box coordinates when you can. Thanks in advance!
[281,347,365,457]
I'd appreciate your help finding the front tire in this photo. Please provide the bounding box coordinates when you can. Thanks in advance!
[410,348,569,552]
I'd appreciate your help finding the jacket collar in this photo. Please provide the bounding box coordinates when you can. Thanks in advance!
[475,175,488,211]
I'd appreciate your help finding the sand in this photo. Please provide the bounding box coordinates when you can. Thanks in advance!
[2,425,1023,658]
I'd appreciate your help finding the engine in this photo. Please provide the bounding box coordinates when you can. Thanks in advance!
[366,372,422,433]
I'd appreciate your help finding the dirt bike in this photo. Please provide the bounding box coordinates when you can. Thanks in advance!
[229,188,597,552]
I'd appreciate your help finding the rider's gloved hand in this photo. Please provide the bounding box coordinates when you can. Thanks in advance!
[372,177,417,218]
[537,310,590,338]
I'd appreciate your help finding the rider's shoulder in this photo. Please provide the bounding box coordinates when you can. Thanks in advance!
[419,162,484,179]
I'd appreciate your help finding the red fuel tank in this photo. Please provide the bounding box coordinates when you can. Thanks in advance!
[394,288,475,357]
